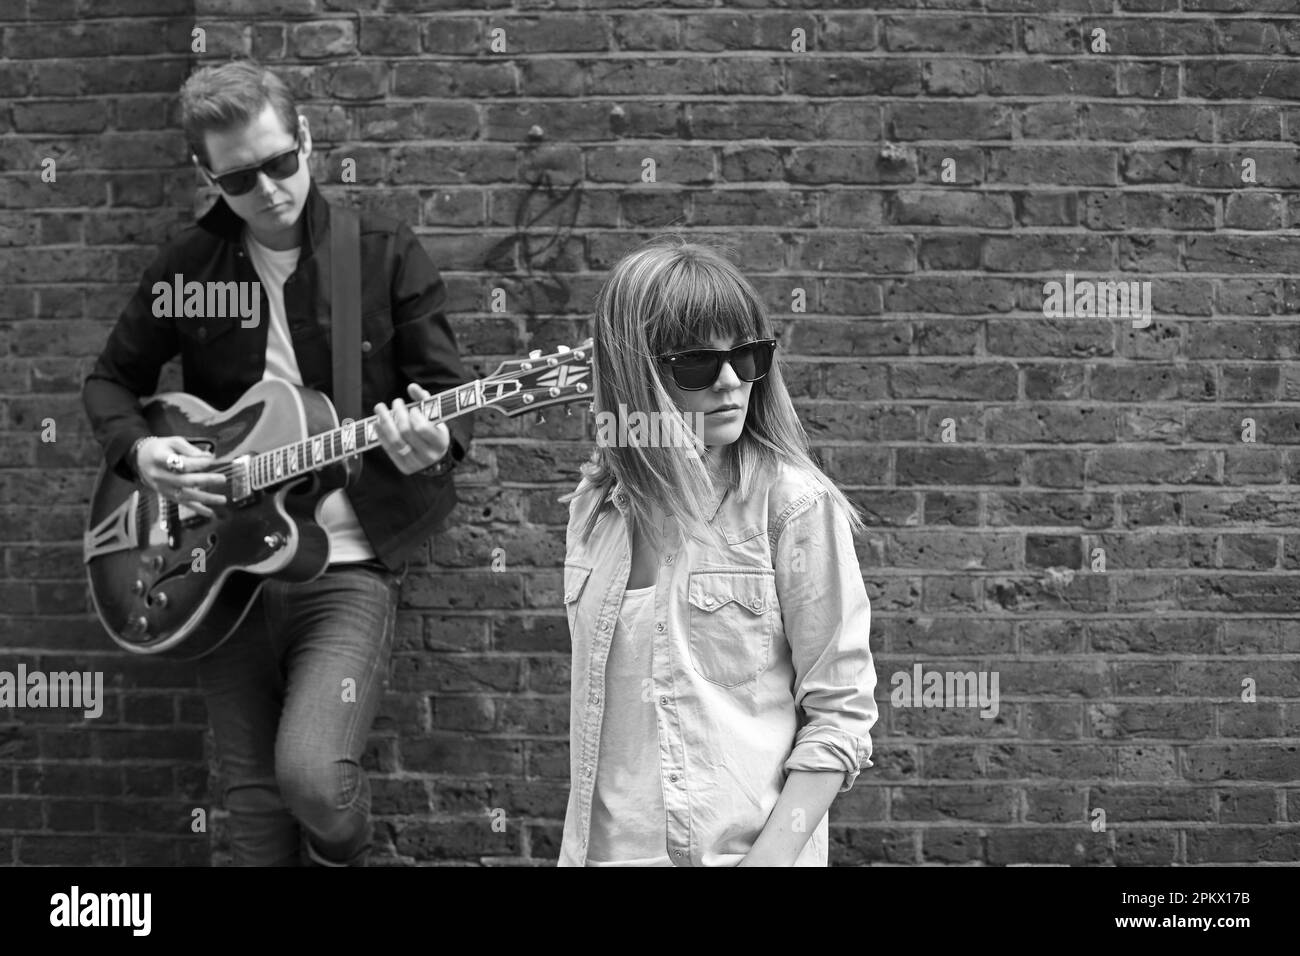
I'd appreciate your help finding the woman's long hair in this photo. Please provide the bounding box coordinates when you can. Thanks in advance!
[560,235,865,548]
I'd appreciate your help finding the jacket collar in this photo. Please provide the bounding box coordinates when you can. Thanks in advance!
[196,176,330,254]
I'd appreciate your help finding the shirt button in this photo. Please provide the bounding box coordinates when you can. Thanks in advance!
[659,696,668,705]
[197,328,208,341]
[361,340,371,352]
[601,621,610,631]
[674,850,684,858]
[665,554,674,564]
[703,596,715,607]
[655,623,664,632]
[615,494,626,504]
[669,773,679,782]
[751,599,762,610]
[584,766,592,778]
[589,694,600,705]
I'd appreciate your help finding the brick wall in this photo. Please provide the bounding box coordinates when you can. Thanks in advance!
[2,0,1299,866]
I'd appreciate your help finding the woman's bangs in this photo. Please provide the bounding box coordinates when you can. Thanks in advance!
[649,265,763,355]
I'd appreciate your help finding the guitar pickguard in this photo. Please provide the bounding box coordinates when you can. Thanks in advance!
[83,490,140,562]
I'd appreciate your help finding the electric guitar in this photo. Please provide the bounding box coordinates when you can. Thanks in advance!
[84,340,593,660]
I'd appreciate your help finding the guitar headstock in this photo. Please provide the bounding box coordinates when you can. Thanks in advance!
[482,338,594,417]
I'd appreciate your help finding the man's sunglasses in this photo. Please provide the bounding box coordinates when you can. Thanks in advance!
[656,338,777,391]
[199,133,301,197]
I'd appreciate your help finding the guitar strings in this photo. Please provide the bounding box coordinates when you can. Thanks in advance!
[129,347,586,520]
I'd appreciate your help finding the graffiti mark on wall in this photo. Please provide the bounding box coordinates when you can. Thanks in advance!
[484,162,583,323]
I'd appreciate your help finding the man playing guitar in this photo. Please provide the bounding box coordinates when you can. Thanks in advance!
[81,58,475,866]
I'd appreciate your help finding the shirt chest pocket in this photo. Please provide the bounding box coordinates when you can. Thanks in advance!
[686,569,777,687]
[563,562,593,636]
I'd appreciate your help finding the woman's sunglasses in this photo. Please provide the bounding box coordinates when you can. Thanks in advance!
[200,134,301,197]
[656,339,777,391]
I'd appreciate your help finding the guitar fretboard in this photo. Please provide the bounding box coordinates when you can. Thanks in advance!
[249,379,489,490]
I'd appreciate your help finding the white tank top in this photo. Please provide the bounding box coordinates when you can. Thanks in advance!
[585,585,674,866]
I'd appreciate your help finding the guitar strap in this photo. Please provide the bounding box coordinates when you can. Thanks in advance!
[329,204,362,423]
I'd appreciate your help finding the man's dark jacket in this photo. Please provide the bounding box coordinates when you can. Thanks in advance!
[82,178,474,571]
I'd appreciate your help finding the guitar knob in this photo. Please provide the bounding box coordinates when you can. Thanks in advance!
[153,593,168,609]
[131,579,145,595]
[128,616,149,635]
[147,555,163,571]
[264,533,285,550]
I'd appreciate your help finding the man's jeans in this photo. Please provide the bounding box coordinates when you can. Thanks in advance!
[196,562,401,866]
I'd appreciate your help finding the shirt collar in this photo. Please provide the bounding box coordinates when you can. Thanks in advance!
[604,476,728,524]
[196,176,328,254]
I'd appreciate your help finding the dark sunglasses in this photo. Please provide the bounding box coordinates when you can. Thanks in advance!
[200,133,301,197]
[657,338,777,391]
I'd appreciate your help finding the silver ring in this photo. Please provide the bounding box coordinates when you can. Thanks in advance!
[395,443,413,456]
[166,453,185,474]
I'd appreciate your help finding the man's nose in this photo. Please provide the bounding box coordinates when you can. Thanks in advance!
[253,170,278,199]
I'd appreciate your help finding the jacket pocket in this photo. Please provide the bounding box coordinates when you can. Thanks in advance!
[686,569,776,687]
[358,307,398,408]
[360,307,394,358]
[563,562,593,636]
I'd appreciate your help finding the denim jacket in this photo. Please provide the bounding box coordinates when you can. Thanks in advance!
[558,459,878,867]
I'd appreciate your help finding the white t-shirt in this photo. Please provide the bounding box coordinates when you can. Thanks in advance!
[244,232,375,563]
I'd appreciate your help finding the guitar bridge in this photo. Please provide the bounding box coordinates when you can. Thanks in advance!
[228,455,252,502]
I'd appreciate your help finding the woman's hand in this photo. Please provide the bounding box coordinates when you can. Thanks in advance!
[734,770,843,867]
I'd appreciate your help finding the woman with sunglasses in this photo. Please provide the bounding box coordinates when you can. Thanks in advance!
[556,237,878,866]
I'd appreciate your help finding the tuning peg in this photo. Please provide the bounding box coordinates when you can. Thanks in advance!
[556,344,570,352]
[528,349,542,359]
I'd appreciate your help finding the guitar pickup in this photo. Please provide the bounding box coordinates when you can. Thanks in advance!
[227,455,252,503]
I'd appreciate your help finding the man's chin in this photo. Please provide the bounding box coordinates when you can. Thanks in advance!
[245,200,304,234]
[262,201,299,220]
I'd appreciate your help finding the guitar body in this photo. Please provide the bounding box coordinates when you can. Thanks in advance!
[84,339,594,659]
[85,379,353,660]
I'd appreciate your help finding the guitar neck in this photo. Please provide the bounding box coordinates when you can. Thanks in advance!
[248,380,485,490]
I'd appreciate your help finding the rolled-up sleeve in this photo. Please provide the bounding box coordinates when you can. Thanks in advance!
[774,487,878,791]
